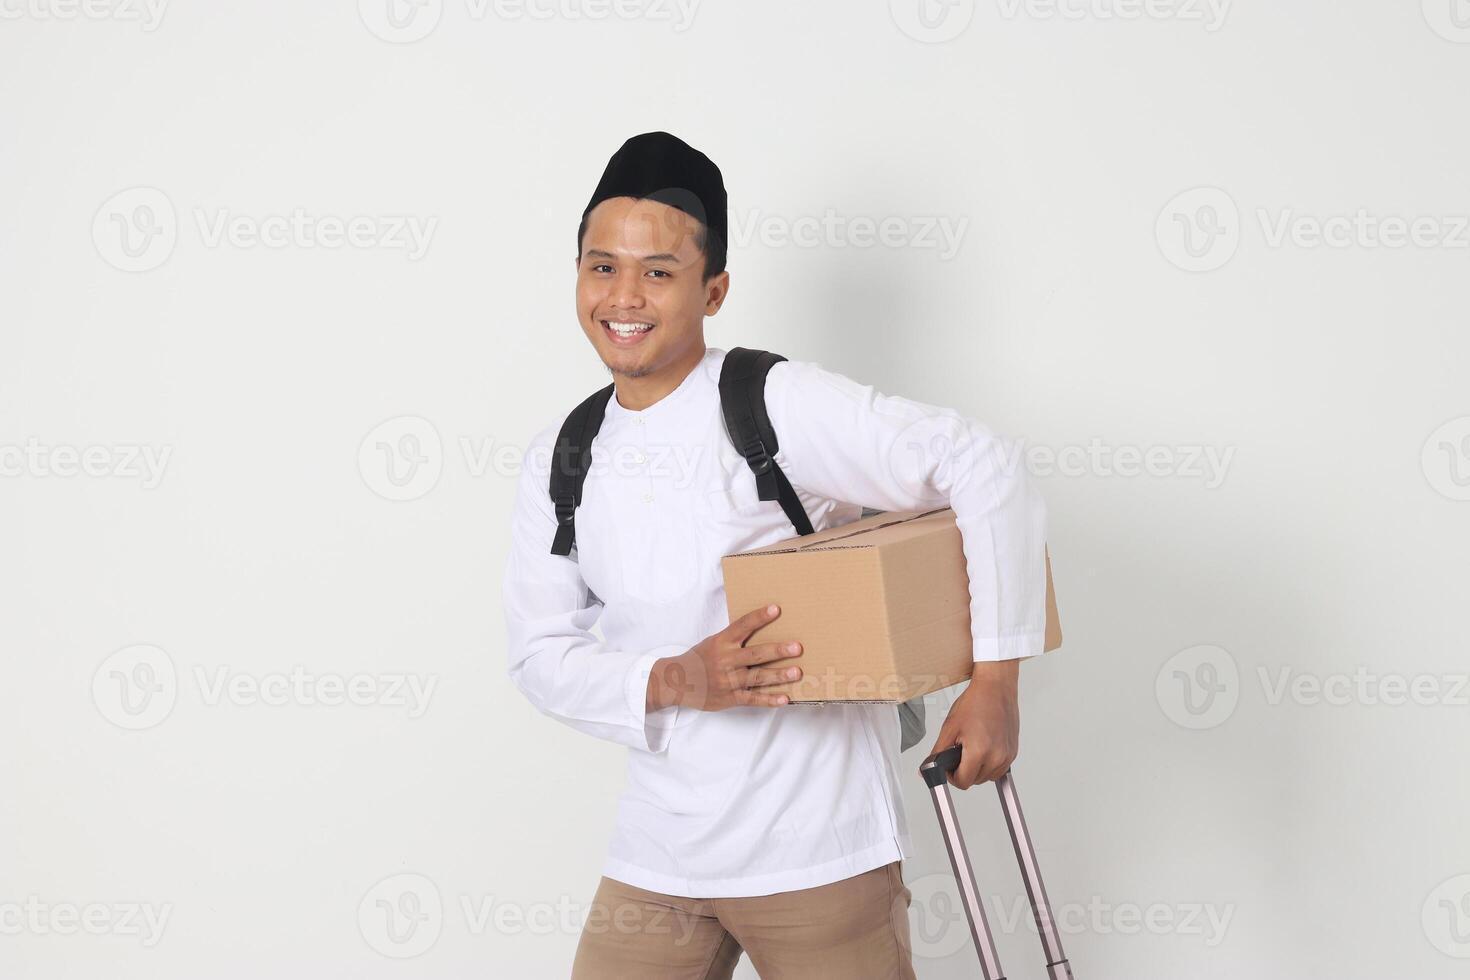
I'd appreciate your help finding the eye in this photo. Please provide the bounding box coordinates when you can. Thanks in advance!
[592,264,613,274]
[646,269,671,279]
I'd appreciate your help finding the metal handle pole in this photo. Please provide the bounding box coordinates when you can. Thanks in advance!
[995,772,1074,980]
[920,746,1006,980]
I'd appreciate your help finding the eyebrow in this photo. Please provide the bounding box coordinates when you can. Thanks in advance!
[584,249,682,264]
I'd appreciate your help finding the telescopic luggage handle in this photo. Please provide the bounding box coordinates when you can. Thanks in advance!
[919,745,1075,980]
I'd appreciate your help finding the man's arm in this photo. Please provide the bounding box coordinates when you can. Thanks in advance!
[763,356,1048,786]
[502,427,684,753]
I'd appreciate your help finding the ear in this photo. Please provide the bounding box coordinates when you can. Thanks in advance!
[704,270,731,316]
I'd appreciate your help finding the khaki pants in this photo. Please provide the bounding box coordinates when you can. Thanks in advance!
[570,861,917,980]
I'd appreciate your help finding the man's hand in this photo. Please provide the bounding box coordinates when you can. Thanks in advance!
[646,604,804,712]
[926,659,1021,790]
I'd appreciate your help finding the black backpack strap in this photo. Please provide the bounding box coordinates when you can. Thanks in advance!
[548,382,616,557]
[719,347,814,537]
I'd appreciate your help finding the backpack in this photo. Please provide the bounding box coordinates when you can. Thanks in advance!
[547,347,928,752]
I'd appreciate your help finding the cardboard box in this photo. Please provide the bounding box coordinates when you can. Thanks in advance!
[720,507,1061,704]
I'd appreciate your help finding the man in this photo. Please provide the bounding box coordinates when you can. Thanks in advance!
[503,132,1049,979]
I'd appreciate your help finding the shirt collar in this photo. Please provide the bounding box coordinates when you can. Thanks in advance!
[604,346,720,423]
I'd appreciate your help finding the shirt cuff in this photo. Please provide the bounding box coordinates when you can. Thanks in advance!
[972,630,1046,662]
[626,646,687,753]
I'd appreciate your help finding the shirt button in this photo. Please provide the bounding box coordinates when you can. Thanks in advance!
[641,492,653,503]
[634,453,646,464]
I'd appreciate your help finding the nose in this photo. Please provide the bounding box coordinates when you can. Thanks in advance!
[607,265,646,312]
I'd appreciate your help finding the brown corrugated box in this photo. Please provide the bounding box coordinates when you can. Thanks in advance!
[720,507,1061,704]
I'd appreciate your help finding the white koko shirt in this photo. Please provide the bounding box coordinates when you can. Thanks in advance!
[503,346,1048,898]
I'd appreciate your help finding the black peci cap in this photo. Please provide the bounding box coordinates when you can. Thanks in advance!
[581,131,727,253]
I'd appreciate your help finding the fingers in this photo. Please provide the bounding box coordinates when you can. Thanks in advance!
[734,688,791,708]
[971,748,1015,787]
[711,608,805,710]
[745,664,803,688]
[952,744,983,790]
[948,743,1017,790]
[738,640,802,666]
[925,729,1009,791]
[724,603,781,647]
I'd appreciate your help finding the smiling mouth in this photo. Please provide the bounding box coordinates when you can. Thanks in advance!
[601,319,655,342]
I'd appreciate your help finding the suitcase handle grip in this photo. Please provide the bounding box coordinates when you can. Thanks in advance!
[919,744,965,787]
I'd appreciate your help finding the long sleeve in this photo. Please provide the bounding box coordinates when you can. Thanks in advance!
[764,357,1049,662]
[502,427,684,752]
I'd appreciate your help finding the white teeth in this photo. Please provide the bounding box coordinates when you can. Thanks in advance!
[605,321,653,336]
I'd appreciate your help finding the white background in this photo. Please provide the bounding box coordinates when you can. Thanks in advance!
[3,1,1468,977]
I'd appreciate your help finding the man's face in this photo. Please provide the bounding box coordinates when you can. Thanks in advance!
[576,196,729,380]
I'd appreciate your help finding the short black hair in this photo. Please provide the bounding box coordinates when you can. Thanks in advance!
[576,205,726,283]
